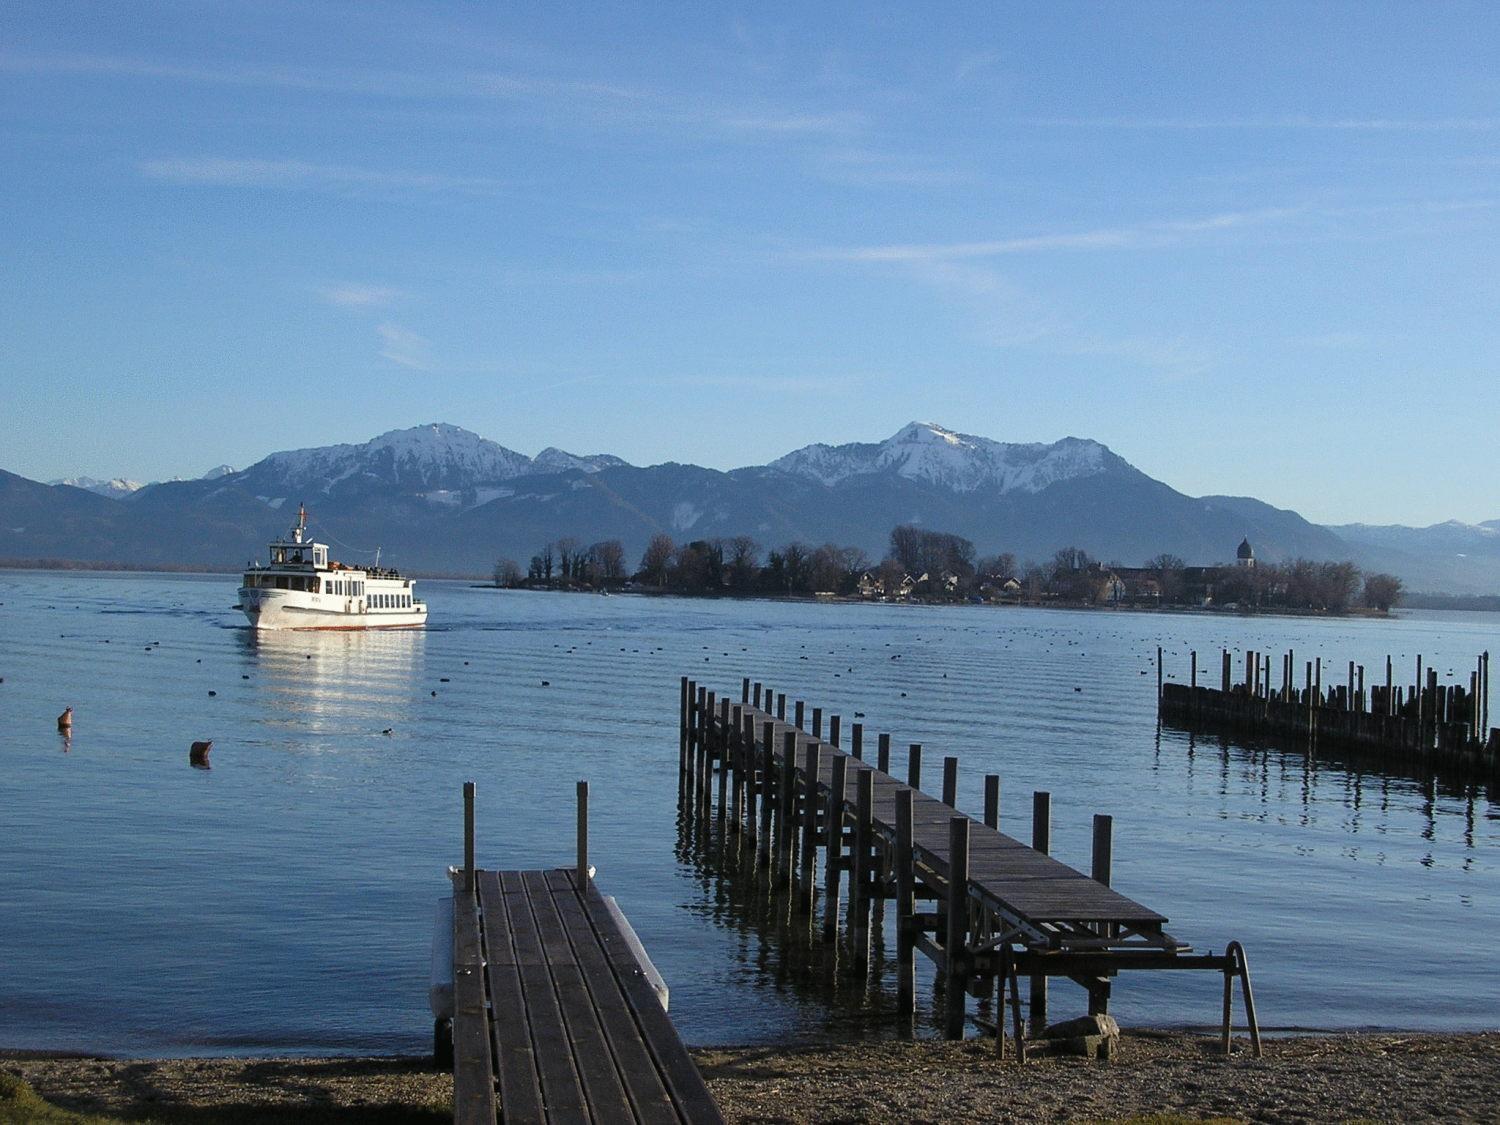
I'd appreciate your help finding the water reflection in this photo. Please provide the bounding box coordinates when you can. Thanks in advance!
[236,627,427,727]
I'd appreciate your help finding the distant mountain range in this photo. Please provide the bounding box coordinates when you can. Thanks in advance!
[5,421,1497,594]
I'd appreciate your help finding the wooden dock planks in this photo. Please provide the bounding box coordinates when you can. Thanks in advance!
[738,705,1170,934]
[452,868,723,1124]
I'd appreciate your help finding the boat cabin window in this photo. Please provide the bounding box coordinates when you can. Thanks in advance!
[313,546,327,567]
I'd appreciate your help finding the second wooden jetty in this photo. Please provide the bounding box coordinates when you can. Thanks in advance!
[679,677,1262,1058]
[1158,647,1496,778]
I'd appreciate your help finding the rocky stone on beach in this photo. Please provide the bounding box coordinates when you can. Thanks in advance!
[1028,1013,1121,1060]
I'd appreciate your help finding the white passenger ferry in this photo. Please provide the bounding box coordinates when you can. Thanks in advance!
[238,506,427,631]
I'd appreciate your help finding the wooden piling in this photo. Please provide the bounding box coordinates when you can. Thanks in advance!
[1157,645,1163,701]
[758,721,774,872]
[823,755,848,942]
[850,768,874,970]
[777,693,786,721]
[741,677,750,704]
[850,721,861,759]
[800,743,821,914]
[984,775,1000,829]
[1092,814,1112,886]
[577,779,589,879]
[463,780,476,894]
[894,787,916,1016]
[908,743,923,789]
[829,714,840,747]
[877,733,891,774]
[778,731,797,888]
[679,677,690,777]
[943,756,958,807]
[944,816,970,1039]
[795,699,805,730]
[1030,791,1050,1033]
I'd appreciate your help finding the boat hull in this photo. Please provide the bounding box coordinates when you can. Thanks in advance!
[240,589,427,631]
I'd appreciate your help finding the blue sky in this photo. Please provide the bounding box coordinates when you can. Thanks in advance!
[4,1,1497,525]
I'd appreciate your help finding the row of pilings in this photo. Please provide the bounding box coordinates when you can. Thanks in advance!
[1157,647,1497,778]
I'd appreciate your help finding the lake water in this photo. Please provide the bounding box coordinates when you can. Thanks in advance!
[1,570,1496,1056]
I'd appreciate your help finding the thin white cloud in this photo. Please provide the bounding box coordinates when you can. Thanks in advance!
[1028,115,1500,132]
[376,324,432,370]
[817,208,1300,263]
[320,284,404,310]
[648,373,876,393]
[139,157,504,194]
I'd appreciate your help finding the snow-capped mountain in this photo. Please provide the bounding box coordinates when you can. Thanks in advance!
[767,422,1117,493]
[8,420,1498,593]
[237,423,628,496]
[50,476,145,499]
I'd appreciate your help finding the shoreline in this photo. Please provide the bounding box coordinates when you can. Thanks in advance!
[6,1030,1498,1123]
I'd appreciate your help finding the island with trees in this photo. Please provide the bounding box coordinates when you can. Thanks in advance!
[493,528,1404,615]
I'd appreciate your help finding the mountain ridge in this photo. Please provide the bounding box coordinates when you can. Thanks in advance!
[9,421,1497,593]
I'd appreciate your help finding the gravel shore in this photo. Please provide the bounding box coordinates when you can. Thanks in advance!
[5,1031,1498,1123]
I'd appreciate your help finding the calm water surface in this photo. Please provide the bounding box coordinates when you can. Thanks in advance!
[1,571,1496,1055]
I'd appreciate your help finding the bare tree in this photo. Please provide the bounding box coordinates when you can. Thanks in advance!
[588,539,626,585]
[726,535,759,591]
[492,558,522,588]
[555,537,580,583]
[1363,572,1403,612]
[639,533,674,587]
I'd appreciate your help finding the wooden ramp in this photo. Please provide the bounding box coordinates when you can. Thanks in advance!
[452,867,723,1125]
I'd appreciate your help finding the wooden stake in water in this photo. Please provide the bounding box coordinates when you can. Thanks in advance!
[577,779,589,880]
[463,781,476,894]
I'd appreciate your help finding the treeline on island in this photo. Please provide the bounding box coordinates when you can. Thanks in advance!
[494,527,1405,614]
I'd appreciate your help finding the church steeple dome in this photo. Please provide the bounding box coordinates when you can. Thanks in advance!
[1236,537,1255,567]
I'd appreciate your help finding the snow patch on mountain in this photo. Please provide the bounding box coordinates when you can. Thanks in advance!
[244,424,628,493]
[51,476,145,499]
[768,422,1113,494]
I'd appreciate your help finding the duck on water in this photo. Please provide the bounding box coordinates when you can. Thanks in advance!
[236,505,427,632]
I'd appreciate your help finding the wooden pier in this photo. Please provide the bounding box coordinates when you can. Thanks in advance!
[678,677,1261,1057]
[449,782,723,1124]
[1158,647,1496,778]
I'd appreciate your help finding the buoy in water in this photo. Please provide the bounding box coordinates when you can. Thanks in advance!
[189,740,212,766]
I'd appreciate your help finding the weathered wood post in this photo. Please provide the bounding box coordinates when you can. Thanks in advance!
[944,816,971,1039]
[577,779,589,880]
[753,681,762,709]
[850,768,874,970]
[715,698,731,821]
[720,703,738,826]
[778,731,797,889]
[943,756,959,807]
[679,677,691,778]
[1088,812,1114,1014]
[823,755,849,942]
[850,721,861,759]
[741,677,750,704]
[877,733,891,774]
[462,780,476,894]
[1030,791,1051,1033]
[758,721,775,872]
[1222,649,1231,693]
[812,707,823,738]
[984,775,1000,829]
[908,743,923,789]
[1157,645,1163,702]
[830,714,841,748]
[743,716,759,844]
[777,693,786,721]
[895,787,916,1016]
[800,743,821,914]
[795,699,805,730]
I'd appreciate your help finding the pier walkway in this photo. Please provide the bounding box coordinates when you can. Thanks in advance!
[450,789,722,1124]
[682,677,1260,1055]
